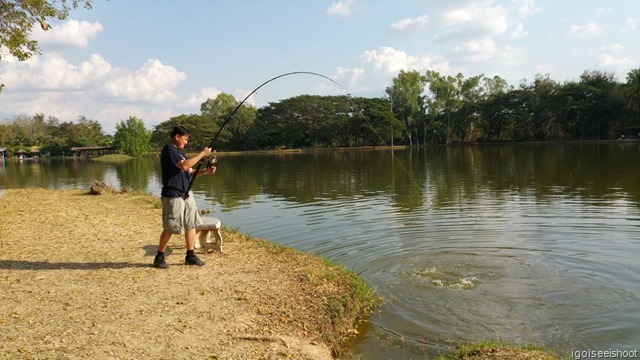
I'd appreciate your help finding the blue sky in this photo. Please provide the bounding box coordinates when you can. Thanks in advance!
[0,0,638,134]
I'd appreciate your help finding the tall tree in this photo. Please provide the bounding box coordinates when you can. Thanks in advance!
[0,0,94,92]
[386,70,425,146]
[114,116,150,156]
[200,93,256,150]
[476,76,513,142]
[452,74,484,142]
[623,67,640,115]
[151,114,219,151]
[423,71,461,144]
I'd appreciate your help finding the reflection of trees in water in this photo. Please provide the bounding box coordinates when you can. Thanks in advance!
[424,143,640,209]
[0,158,108,189]
[205,150,428,211]
[186,144,640,211]
[2,144,638,209]
[194,156,262,209]
[115,157,155,191]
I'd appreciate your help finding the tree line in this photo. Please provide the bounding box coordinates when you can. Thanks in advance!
[0,113,151,157]
[388,68,640,145]
[2,1,640,154]
[2,67,640,157]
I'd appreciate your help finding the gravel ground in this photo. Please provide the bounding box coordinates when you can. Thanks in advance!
[0,188,368,359]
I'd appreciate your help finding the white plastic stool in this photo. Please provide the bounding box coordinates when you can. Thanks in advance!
[195,217,223,253]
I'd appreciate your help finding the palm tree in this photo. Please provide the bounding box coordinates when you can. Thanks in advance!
[623,67,640,113]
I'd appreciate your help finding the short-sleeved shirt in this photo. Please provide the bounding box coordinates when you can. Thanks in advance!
[160,144,190,198]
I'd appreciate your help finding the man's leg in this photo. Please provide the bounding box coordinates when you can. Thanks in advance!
[184,228,196,251]
[184,227,204,266]
[159,230,173,252]
[184,192,204,266]
[155,196,183,269]
[153,230,172,269]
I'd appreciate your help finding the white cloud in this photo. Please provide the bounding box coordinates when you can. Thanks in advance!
[452,37,498,62]
[1,53,111,90]
[601,43,624,52]
[324,47,451,96]
[326,0,356,17]
[511,22,528,38]
[435,3,508,43]
[493,45,523,67]
[419,0,534,78]
[625,17,637,31]
[183,87,223,108]
[510,0,542,18]
[0,54,185,103]
[597,53,636,76]
[0,53,188,133]
[32,20,103,51]
[566,23,602,38]
[98,104,178,132]
[362,47,420,74]
[233,90,256,106]
[105,59,187,103]
[352,67,365,82]
[334,66,365,88]
[439,8,470,27]
[361,46,449,75]
[390,15,429,34]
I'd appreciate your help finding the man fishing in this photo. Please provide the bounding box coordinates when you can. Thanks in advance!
[154,125,216,269]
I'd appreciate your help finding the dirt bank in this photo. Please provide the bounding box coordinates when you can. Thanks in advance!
[0,188,375,359]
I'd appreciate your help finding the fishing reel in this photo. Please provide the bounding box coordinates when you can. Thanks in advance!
[204,155,217,168]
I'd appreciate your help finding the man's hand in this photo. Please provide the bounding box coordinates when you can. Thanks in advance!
[205,166,216,175]
[201,147,212,157]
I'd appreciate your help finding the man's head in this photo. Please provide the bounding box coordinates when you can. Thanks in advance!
[170,126,190,149]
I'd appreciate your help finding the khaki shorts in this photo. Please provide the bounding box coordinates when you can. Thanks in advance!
[161,192,202,234]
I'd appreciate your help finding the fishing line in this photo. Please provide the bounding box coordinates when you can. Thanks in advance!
[185,71,343,197]
[346,95,425,195]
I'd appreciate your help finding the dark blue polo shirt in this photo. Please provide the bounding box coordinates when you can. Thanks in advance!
[160,144,190,198]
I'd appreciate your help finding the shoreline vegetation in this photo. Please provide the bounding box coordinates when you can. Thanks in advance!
[90,138,637,160]
[0,187,565,359]
[1,139,636,162]
[91,154,135,163]
[435,339,563,360]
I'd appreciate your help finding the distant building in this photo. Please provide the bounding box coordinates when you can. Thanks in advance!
[621,127,640,139]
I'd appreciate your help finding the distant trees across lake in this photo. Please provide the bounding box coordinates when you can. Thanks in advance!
[2,67,640,156]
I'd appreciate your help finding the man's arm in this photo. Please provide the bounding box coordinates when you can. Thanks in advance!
[175,148,212,171]
[190,166,216,178]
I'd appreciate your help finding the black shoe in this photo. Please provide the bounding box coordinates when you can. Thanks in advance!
[153,254,168,269]
[185,254,205,266]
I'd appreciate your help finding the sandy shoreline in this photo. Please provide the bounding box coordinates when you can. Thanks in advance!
[0,188,375,359]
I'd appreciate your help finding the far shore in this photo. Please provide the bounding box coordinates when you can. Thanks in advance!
[3,138,637,162]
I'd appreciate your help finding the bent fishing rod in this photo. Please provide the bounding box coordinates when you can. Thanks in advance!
[184,71,343,198]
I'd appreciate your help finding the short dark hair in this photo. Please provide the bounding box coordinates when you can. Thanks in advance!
[170,125,190,138]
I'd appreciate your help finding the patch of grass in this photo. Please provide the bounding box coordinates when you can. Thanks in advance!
[253,238,289,254]
[316,261,379,358]
[226,232,379,358]
[111,188,162,209]
[92,154,134,163]
[437,338,562,360]
[144,196,162,209]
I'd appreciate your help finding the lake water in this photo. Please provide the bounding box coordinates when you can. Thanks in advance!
[1,143,639,358]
